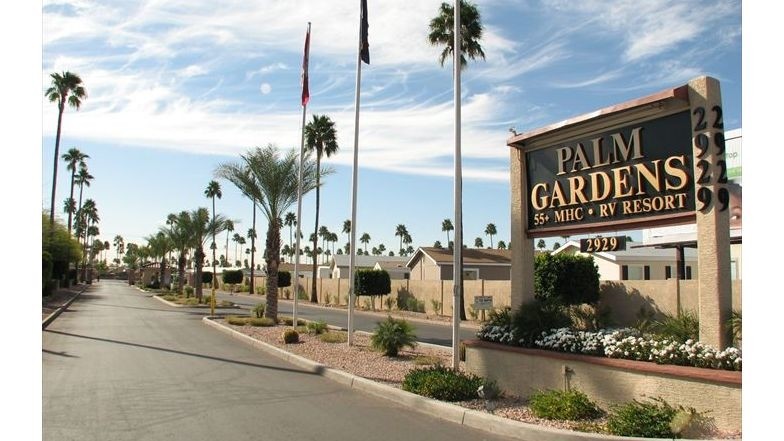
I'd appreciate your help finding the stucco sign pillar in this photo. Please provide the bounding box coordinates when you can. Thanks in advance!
[507,76,732,348]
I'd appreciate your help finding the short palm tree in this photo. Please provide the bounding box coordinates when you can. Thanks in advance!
[304,114,339,303]
[62,147,89,235]
[74,166,94,224]
[216,145,323,320]
[165,211,194,295]
[485,223,496,248]
[475,237,483,248]
[46,71,87,229]
[427,1,486,70]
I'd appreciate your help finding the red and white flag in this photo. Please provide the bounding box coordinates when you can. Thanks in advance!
[301,24,311,107]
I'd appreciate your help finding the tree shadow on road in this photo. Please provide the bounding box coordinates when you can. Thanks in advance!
[43,329,322,376]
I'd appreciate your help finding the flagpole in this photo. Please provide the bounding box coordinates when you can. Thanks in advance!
[452,0,463,370]
[294,22,311,328]
[347,1,366,346]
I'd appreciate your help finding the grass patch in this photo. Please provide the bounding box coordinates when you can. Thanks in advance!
[248,317,275,327]
[412,355,442,366]
[319,332,348,343]
[226,316,249,326]
[528,389,603,421]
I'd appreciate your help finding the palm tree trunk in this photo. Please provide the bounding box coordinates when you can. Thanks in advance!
[67,170,76,235]
[310,158,321,303]
[249,201,256,295]
[212,195,217,292]
[195,247,205,301]
[178,253,186,294]
[49,102,64,229]
[264,219,281,321]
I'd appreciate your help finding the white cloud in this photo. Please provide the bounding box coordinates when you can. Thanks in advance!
[260,83,272,94]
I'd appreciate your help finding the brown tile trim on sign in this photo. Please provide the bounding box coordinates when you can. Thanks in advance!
[463,338,741,386]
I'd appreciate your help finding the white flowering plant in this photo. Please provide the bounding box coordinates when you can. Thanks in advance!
[477,324,741,371]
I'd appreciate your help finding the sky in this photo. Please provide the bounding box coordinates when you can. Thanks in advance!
[38,0,744,265]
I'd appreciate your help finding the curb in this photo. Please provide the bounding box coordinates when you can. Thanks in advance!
[151,294,239,310]
[201,317,730,441]
[42,285,87,330]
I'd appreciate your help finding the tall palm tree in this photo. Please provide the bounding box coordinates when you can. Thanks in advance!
[442,219,454,248]
[74,166,94,223]
[427,1,486,70]
[216,145,322,320]
[189,207,228,301]
[232,233,242,265]
[430,0,485,324]
[79,199,99,281]
[205,180,222,296]
[485,223,497,248]
[284,211,297,251]
[360,233,371,253]
[402,232,413,256]
[395,224,409,255]
[113,235,125,265]
[224,219,235,267]
[62,147,89,235]
[165,211,193,294]
[46,71,87,229]
[304,114,339,303]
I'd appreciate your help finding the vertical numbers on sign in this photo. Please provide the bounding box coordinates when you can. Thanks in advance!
[694,133,710,158]
[693,107,707,131]
[712,105,724,129]
[697,187,712,212]
[696,160,712,184]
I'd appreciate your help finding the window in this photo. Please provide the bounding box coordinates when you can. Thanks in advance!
[685,266,692,280]
[665,265,672,279]
[462,269,479,280]
[622,265,646,280]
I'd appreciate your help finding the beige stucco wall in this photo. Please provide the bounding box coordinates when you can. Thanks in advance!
[465,343,741,432]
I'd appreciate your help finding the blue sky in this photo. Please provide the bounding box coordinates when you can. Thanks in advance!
[40,0,743,263]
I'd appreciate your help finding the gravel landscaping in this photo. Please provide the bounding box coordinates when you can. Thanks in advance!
[218,318,741,439]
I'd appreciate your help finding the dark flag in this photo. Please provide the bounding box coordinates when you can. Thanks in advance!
[360,0,369,64]
[301,24,311,106]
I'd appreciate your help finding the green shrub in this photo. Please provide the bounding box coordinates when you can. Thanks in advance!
[248,317,275,327]
[202,294,212,305]
[534,253,600,307]
[354,269,391,302]
[512,300,570,347]
[728,310,742,347]
[280,316,306,326]
[255,285,266,295]
[405,297,425,313]
[370,317,417,356]
[402,365,483,401]
[202,271,213,285]
[222,269,244,285]
[282,329,299,344]
[651,309,699,343]
[528,389,602,421]
[252,303,265,318]
[306,320,328,335]
[430,299,442,315]
[227,316,249,326]
[606,397,686,438]
[568,303,613,331]
[277,271,291,288]
[183,297,199,305]
[184,286,194,297]
[319,332,348,343]
[161,294,178,301]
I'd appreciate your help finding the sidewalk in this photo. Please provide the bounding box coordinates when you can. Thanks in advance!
[42,283,89,328]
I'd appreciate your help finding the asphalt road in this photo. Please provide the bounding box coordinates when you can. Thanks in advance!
[43,280,513,441]
[214,290,481,347]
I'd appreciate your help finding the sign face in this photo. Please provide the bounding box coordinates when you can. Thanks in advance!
[580,236,626,253]
[473,295,493,310]
[526,111,694,235]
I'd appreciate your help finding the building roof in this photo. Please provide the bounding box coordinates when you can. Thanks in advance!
[407,247,512,268]
[374,260,411,272]
[329,254,408,270]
